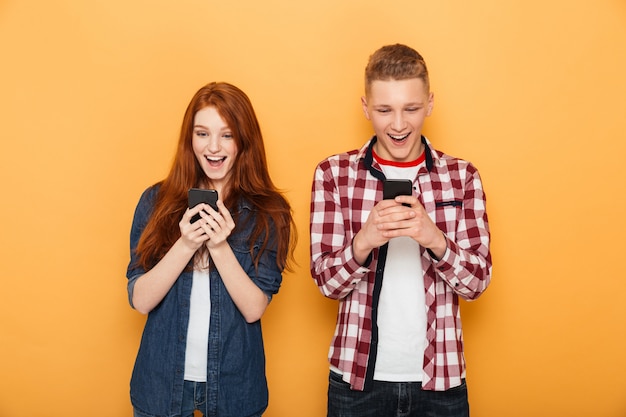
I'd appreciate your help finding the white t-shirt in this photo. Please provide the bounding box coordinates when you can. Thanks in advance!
[183,267,211,382]
[373,162,427,382]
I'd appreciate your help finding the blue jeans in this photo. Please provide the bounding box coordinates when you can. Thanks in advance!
[133,380,207,417]
[327,371,469,417]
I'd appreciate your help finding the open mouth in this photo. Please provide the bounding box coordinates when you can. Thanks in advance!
[205,156,226,167]
[388,133,410,143]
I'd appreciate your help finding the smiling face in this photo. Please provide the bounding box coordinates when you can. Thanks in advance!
[192,106,238,195]
[362,78,433,162]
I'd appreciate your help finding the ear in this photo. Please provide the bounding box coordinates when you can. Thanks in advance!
[361,96,371,120]
[426,92,434,116]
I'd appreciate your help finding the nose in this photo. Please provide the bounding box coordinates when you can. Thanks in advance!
[207,136,221,153]
[391,112,406,131]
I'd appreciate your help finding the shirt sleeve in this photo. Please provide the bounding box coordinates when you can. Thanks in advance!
[431,163,492,301]
[247,222,283,302]
[125,187,156,308]
[309,160,370,299]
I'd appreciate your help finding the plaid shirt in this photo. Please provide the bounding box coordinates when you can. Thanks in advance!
[309,136,492,391]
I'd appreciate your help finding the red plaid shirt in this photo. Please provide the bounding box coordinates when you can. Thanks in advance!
[310,136,492,391]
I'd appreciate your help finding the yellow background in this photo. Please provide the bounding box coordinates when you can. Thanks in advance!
[1,1,625,416]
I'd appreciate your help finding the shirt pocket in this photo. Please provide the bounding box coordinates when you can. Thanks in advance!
[229,236,256,266]
[228,234,271,273]
[434,200,463,236]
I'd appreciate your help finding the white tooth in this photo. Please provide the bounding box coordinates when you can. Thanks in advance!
[390,134,408,140]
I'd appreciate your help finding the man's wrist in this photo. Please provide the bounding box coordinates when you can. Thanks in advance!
[352,232,372,265]
[427,231,447,261]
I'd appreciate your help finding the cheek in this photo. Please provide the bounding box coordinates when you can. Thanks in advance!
[410,114,427,128]
[225,142,238,158]
[191,137,203,154]
[191,140,208,165]
[369,116,385,131]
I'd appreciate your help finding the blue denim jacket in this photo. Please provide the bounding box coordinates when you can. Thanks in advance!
[126,185,283,417]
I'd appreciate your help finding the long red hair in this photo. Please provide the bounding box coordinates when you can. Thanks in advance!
[135,82,296,272]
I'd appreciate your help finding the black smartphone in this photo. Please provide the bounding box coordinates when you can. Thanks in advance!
[383,179,413,203]
[188,188,218,223]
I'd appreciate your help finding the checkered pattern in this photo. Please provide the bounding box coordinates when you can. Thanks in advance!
[310,137,492,391]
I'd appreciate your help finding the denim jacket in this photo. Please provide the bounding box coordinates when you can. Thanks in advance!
[126,185,283,417]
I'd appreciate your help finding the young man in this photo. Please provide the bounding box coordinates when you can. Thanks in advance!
[309,44,492,417]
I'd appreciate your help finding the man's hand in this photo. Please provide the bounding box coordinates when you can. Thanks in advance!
[382,195,447,258]
[352,195,447,264]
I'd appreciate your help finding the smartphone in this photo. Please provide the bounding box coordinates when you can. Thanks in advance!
[188,188,218,223]
[383,179,413,204]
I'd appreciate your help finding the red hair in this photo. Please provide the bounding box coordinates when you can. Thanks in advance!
[135,82,296,272]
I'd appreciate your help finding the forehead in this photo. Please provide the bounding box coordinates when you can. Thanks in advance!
[194,106,228,127]
[367,78,429,104]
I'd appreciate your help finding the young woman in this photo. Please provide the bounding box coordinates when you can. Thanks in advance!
[126,82,296,417]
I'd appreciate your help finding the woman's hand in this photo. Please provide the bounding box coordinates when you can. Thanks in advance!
[196,200,235,250]
[180,205,211,251]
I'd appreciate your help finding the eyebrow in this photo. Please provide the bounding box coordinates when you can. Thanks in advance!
[372,102,425,107]
[193,124,232,132]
